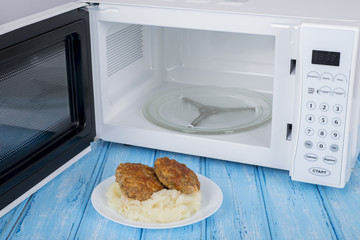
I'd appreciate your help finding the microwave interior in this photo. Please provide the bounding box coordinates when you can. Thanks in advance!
[94,22,276,148]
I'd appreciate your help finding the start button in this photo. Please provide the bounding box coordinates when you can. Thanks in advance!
[309,167,331,176]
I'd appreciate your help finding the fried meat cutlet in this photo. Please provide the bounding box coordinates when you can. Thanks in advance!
[115,163,164,201]
[154,157,200,194]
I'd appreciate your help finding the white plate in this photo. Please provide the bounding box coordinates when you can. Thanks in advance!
[91,174,223,229]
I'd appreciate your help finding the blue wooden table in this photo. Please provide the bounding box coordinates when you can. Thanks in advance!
[1,140,360,239]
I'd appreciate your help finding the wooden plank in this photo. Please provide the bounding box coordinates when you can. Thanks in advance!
[141,223,205,240]
[74,143,156,240]
[318,160,360,239]
[259,167,337,239]
[0,201,28,239]
[4,140,109,240]
[205,158,271,239]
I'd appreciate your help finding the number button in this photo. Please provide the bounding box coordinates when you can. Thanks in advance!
[305,127,314,136]
[318,129,327,138]
[331,131,340,140]
[333,104,343,113]
[307,101,316,110]
[320,103,329,112]
[319,116,328,125]
[332,117,342,127]
[317,142,326,150]
[306,114,315,123]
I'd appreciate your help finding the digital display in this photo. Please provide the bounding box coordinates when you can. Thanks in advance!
[311,50,340,66]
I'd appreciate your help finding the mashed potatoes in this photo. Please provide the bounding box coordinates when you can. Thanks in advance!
[106,182,201,223]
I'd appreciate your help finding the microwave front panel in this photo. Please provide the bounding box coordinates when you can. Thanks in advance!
[291,24,358,187]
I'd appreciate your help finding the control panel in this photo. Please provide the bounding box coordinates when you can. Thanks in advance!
[292,25,357,187]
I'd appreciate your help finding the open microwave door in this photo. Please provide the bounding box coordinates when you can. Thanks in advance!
[0,3,96,217]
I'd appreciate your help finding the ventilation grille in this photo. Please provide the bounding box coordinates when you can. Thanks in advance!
[106,25,143,77]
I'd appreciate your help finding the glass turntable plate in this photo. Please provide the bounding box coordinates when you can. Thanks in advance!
[142,86,272,134]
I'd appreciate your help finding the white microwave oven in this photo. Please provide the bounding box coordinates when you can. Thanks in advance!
[1,0,360,217]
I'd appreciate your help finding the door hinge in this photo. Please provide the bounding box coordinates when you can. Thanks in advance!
[86,2,100,8]
[92,137,100,143]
